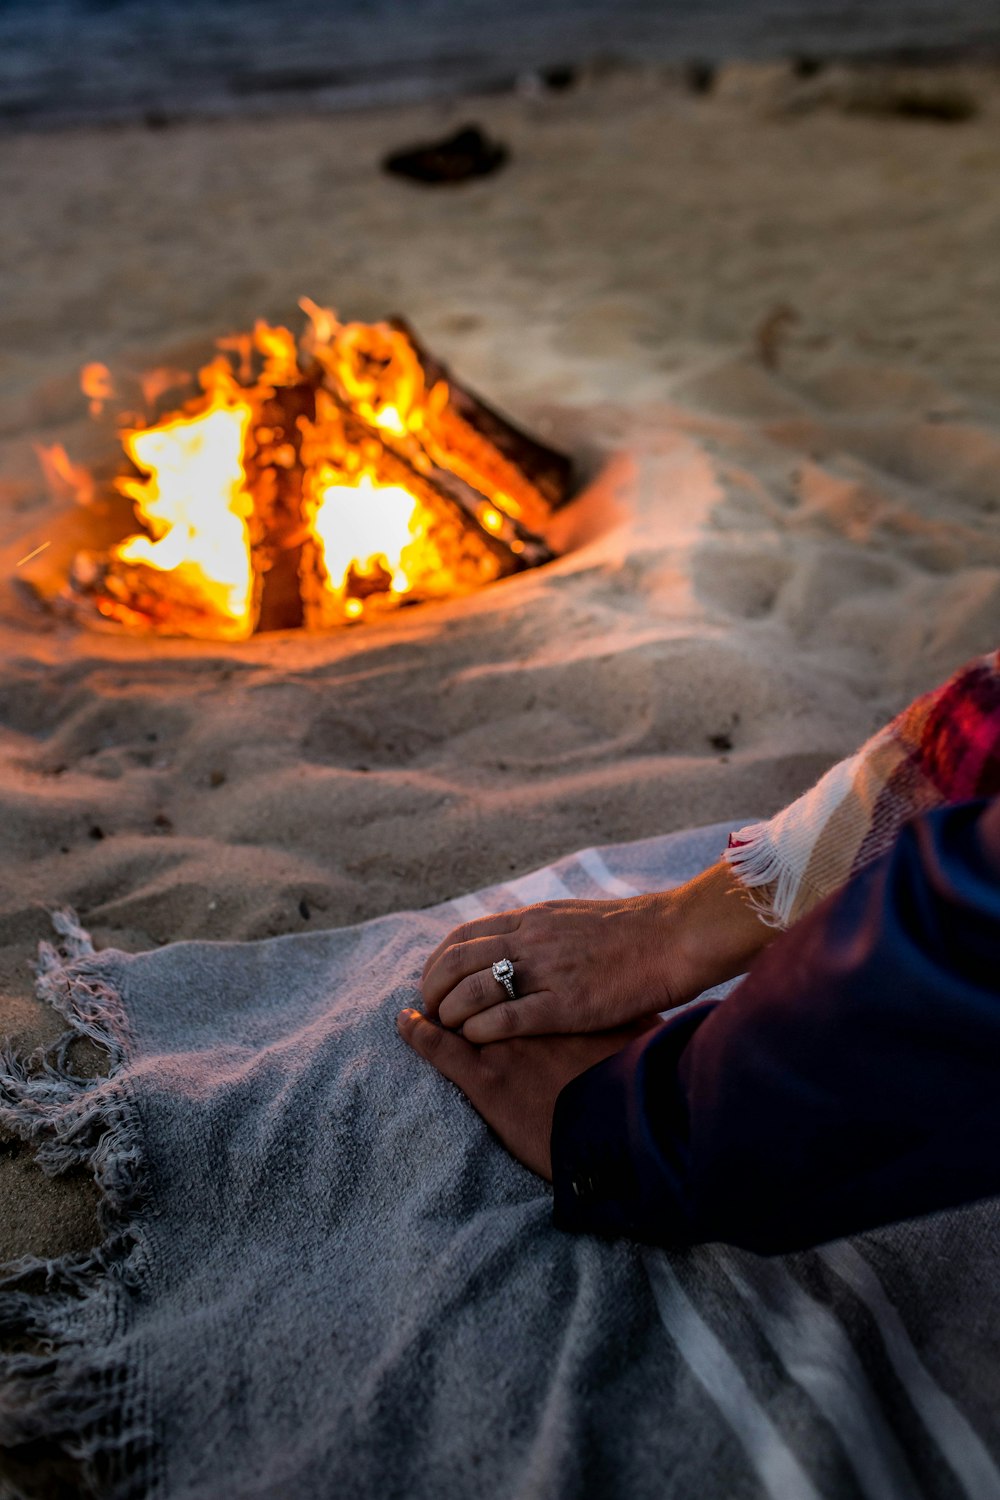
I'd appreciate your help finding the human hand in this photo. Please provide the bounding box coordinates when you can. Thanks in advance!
[420,858,775,1044]
[396,1007,656,1179]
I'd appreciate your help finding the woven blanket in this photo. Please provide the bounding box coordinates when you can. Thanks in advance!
[726,648,1000,927]
[2,823,999,1500]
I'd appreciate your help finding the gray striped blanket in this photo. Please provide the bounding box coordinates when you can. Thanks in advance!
[2,823,998,1500]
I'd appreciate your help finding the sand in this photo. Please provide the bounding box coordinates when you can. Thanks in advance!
[1,60,999,1261]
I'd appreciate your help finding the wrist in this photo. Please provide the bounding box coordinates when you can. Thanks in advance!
[669,859,778,1002]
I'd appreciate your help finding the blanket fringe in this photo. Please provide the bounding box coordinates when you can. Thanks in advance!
[0,911,152,1500]
[722,822,795,929]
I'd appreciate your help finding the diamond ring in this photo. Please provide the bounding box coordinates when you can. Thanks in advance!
[491,958,516,1001]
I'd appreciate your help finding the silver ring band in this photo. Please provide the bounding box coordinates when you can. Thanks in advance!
[491,958,516,1001]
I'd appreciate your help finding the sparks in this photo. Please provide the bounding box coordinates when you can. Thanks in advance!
[15,541,52,568]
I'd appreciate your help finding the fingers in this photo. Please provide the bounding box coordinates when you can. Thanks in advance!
[435,965,538,1030]
[396,1008,480,1092]
[461,991,565,1044]
[420,911,522,986]
[435,966,494,1029]
[422,933,523,1014]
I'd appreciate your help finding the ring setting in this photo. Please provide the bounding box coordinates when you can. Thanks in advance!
[492,957,516,1001]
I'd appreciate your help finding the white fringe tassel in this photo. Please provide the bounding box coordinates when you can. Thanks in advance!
[723,822,799,930]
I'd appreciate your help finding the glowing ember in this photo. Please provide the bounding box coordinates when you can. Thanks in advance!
[81,362,114,418]
[41,303,571,638]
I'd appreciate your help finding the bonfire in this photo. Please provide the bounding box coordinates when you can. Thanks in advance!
[40,301,572,639]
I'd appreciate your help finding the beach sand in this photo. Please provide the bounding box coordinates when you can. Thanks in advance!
[1,61,999,1260]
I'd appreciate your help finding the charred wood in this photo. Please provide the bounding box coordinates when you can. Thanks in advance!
[389,318,573,520]
[246,379,317,632]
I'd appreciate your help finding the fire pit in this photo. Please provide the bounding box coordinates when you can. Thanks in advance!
[39,301,572,639]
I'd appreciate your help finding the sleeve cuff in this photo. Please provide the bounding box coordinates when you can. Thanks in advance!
[550,1000,719,1245]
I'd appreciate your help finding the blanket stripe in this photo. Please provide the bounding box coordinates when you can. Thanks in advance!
[716,1252,920,1500]
[643,1252,824,1500]
[818,1243,1000,1500]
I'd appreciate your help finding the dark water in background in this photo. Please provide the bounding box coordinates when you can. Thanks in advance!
[2,0,999,130]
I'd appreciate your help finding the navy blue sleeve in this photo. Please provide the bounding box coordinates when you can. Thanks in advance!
[551,797,1000,1255]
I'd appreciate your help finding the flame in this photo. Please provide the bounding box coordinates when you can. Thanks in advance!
[319,320,426,436]
[36,442,99,509]
[113,399,255,636]
[310,474,437,616]
[253,320,300,386]
[299,296,338,350]
[140,366,193,409]
[81,362,114,418]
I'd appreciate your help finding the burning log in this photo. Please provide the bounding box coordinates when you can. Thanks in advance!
[295,394,530,630]
[312,385,555,568]
[49,304,573,639]
[388,318,572,523]
[246,379,316,632]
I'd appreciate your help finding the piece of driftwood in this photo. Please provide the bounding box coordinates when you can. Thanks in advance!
[382,126,508,186]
